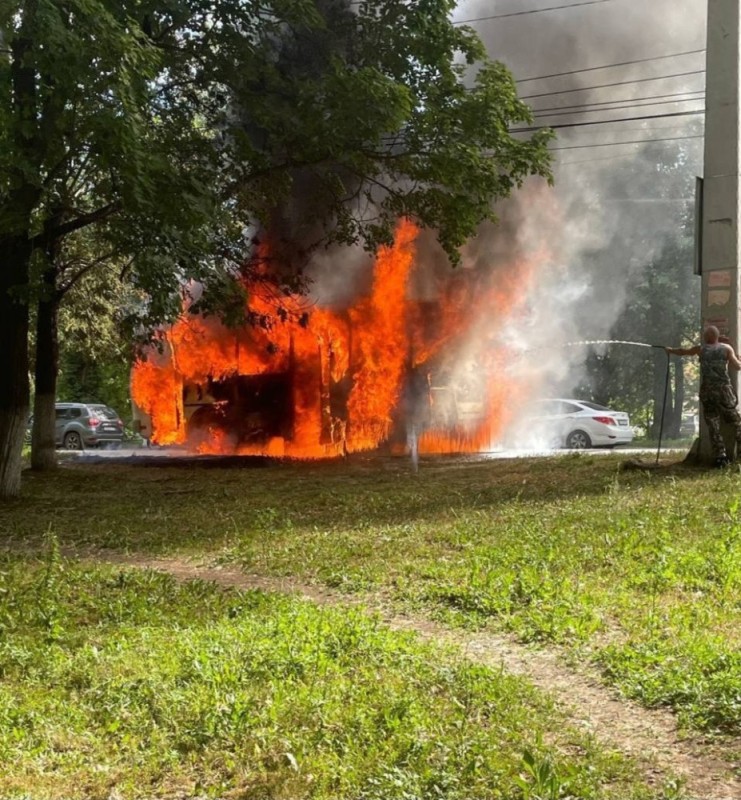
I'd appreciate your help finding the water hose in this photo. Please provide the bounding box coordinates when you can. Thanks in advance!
[529,339,671,464]
[545,339,662,350]
[412,339,674,467]
[656,348,671,465]
[572,341,670,464]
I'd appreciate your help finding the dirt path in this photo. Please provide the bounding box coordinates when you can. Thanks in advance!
[86,552,740,800]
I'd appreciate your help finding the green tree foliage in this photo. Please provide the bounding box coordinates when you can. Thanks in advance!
[53,262,133,418]
[0,0,237,488]
[1,0,552,496]
[576,218,699,438]
[220,0,554,262]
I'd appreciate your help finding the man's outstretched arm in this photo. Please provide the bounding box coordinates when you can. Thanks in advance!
[665,345,701,357]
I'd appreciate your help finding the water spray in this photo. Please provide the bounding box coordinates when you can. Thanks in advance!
[558,339,670,465]
[520,339,671,465]
[407,338,673,471]
[526,339,664,352]
[408,423,419,474]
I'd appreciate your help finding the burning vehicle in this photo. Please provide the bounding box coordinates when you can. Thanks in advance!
[131,221,537,457]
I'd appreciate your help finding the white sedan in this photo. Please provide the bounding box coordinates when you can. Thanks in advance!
[528,399,634,449]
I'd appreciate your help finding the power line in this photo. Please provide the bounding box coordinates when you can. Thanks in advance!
[453,0,614,25]
[555,153,650,165]
[531,91,705,117]
[533,99,705,120]
[554,151,699,167]
[532,90,705,113]
[517,49,705,83]
[556,124,703,136]
[520,69,706,100]
[548,134,703,151]
[349,0,612,14]
[549,125,703,140]
[514,108,704,132]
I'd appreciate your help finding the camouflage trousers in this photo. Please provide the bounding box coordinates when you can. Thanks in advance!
[701,384,741,459]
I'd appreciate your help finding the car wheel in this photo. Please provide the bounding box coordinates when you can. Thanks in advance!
[566,430,592,449]
[63,431,83,451]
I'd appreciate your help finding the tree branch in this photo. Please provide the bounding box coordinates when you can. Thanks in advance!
[58,249,118,297]
[31,201,121,249]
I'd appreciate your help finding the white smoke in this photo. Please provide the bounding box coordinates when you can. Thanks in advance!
[452,0,705,446]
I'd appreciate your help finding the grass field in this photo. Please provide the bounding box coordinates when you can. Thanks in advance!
[1,453,740,770]
[0,549,674,799]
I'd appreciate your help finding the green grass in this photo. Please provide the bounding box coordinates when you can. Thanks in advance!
[0,549,673,800]
[633,437,694,449]
[2,453,741,737]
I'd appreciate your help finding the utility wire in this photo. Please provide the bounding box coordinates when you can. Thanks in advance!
[548,125,702,138]
[533,100,705,120]
[531,91,705,117]
[555,153,692,166]
[526,125,703,141]
[548,134,703,151]
[532,90,705,113]
[514,108,704,132]
[516,49,705,83]
[349,0,612,14]
[453,0,614,25]
[520,69,705,100]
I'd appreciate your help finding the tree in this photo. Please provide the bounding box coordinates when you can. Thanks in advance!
[1,0,276,486]
[29,244,136,469]
[2,0,552,497]
[54,261,134,417]
[220,0,554,262]
[620,235,698,439]
[577,221,698,437]
[567,139,700,438]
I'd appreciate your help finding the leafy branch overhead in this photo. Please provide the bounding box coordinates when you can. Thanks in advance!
[1,0,552,324]
[223,0,554,262]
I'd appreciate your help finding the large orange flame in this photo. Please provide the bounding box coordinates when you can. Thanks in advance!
[346,219,417,451]
[131,219,544,457]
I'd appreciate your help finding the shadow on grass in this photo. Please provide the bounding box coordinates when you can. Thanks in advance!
[0,450,713,554]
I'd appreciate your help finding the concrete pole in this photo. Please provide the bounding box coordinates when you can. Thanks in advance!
[699,0,741,460]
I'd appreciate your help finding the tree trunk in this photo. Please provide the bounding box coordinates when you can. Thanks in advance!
[0,235,32,499]
[31,265,59,471]
[0,3,41,498]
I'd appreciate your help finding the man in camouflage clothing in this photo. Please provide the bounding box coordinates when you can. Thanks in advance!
[666,326,741,466]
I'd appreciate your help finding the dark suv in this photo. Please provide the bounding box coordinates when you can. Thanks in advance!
[54,403,124,449]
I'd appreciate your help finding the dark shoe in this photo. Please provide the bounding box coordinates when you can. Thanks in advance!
[715,456,731,468]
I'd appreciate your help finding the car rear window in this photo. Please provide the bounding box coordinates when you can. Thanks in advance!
[89,405,119,420]
[580,401,610,411]
[534,401,580,415]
